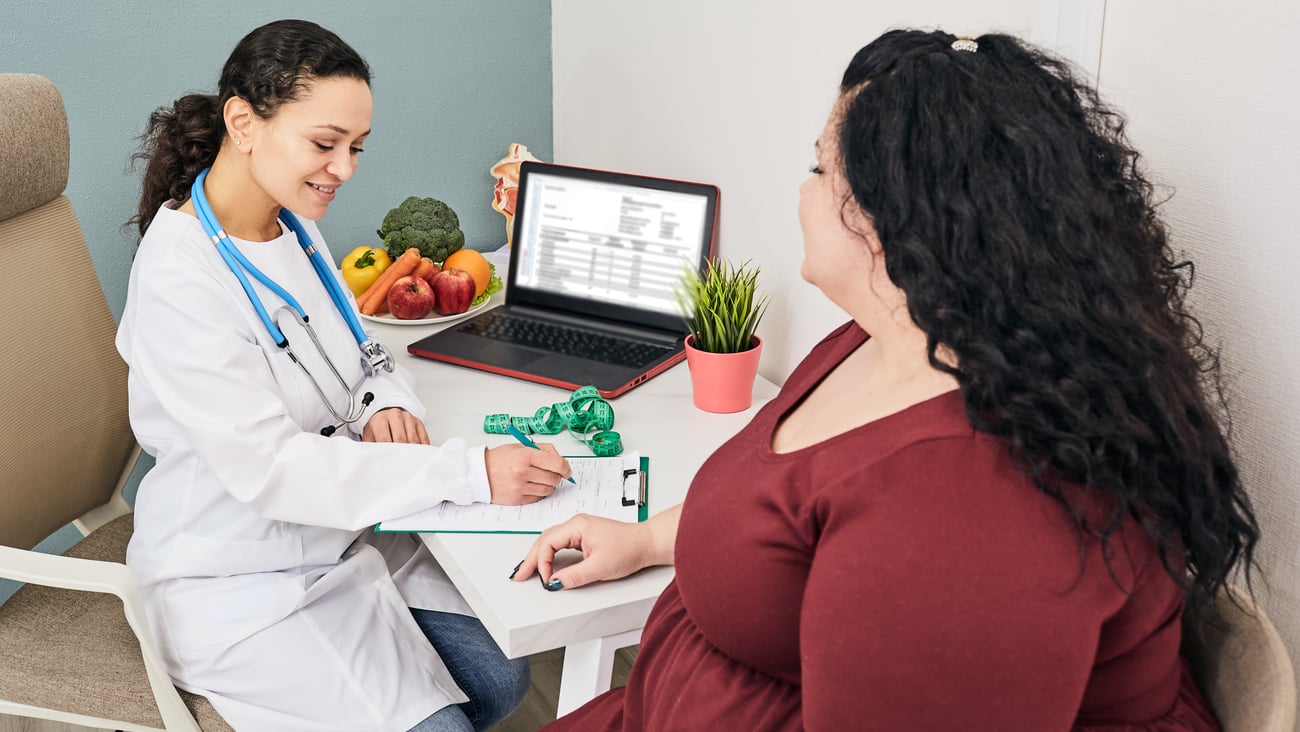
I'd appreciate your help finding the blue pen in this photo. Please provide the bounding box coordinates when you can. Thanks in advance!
[504,423,578,484]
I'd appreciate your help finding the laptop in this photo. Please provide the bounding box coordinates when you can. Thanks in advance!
[408,161,719,398]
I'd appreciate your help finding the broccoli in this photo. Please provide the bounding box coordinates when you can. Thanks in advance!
[376,196,466,263]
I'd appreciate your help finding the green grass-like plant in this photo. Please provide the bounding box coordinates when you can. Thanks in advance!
[676,258,770,354]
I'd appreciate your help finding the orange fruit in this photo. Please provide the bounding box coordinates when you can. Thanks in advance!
[442,249,491,296]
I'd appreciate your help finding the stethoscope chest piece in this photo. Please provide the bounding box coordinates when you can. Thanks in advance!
[360,340,395,378]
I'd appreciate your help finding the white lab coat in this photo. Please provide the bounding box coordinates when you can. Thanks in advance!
[117,204,489,732]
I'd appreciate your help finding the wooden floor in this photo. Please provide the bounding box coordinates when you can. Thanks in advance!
[0,645,637,732]
[492,645,637,732]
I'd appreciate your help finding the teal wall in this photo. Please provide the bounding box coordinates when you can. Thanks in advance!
[2,1,553,319]
[0,1,552,603]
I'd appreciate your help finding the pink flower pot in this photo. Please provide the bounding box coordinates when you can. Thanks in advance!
[684,335,763,413]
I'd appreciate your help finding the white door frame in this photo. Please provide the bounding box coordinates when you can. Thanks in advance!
[1031,0,1108,81]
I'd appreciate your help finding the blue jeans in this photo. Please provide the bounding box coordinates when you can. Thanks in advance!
[406,608,530,732]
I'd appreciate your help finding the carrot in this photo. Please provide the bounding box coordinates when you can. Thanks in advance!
[412,257,440,284]
[359,247,420,315]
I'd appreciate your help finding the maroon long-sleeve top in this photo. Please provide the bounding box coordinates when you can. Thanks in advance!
[546,322,1218,731]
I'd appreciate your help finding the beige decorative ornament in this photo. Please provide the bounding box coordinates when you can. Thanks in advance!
[489,142,540,247]
[951,36,979,53]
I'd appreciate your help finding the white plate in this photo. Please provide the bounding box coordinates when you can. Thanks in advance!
[359,297,490,326]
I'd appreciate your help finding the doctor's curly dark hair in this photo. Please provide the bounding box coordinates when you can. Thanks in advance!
[835,30,1258,618]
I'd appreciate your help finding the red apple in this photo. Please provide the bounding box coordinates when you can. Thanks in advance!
[432,269,475,315]
[386,275,436,319]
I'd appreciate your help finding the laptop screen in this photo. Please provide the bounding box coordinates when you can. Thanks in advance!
[506,162,718,333]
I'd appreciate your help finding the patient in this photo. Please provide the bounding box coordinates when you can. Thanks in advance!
[513,29,1260,730]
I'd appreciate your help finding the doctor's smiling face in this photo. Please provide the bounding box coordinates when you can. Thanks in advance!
[242,75,372,221]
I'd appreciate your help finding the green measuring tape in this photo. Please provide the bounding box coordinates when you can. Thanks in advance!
[483,385,623,456]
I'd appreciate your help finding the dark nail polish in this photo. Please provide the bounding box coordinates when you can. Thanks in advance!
[508,560,523,579]
[545,578,563,591]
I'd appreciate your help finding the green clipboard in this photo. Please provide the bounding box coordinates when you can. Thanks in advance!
[627,455,649,523]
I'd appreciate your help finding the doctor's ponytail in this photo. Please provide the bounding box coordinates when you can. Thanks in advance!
[131,93,223,237]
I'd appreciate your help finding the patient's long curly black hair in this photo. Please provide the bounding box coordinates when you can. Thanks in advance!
[836,30,1258,618]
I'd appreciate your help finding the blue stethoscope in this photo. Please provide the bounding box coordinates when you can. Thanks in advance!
[191,168,394,436]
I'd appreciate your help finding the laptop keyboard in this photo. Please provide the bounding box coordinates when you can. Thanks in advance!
[460,312,676,369]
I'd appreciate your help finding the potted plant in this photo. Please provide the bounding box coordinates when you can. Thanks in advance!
[676,258,770,413]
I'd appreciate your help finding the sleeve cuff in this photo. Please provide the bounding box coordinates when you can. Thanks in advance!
[349,371,426,437]
[464,446,491,504]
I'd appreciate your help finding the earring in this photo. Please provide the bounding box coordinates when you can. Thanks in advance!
[235,139,243,146]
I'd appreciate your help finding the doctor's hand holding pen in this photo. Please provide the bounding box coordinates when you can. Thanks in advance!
[362,407,571,504]
[486,442,572,505]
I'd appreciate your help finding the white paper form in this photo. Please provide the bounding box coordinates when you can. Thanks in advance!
[377,452,642,533]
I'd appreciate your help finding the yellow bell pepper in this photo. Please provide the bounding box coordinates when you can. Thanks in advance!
[341,246,392,297]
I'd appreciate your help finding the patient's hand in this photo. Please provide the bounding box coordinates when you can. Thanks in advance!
[511,514,656,591]
[362,408,430,445]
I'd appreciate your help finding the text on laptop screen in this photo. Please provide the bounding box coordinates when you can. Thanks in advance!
[513,171,711,317]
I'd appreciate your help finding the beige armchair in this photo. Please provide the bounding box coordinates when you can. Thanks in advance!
[1184,584,1297,732]
[0,73,230,732]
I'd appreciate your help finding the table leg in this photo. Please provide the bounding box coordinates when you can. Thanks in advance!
[555,629,643,717]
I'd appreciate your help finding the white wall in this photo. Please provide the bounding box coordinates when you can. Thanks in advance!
[1098,0,1300,716]
[552,0,1039,379]
[553,0,1300,717]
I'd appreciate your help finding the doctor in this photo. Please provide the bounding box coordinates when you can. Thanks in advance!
[118,19,569,732]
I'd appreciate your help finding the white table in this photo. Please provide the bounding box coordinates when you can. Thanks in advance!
[364,301,779,714]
